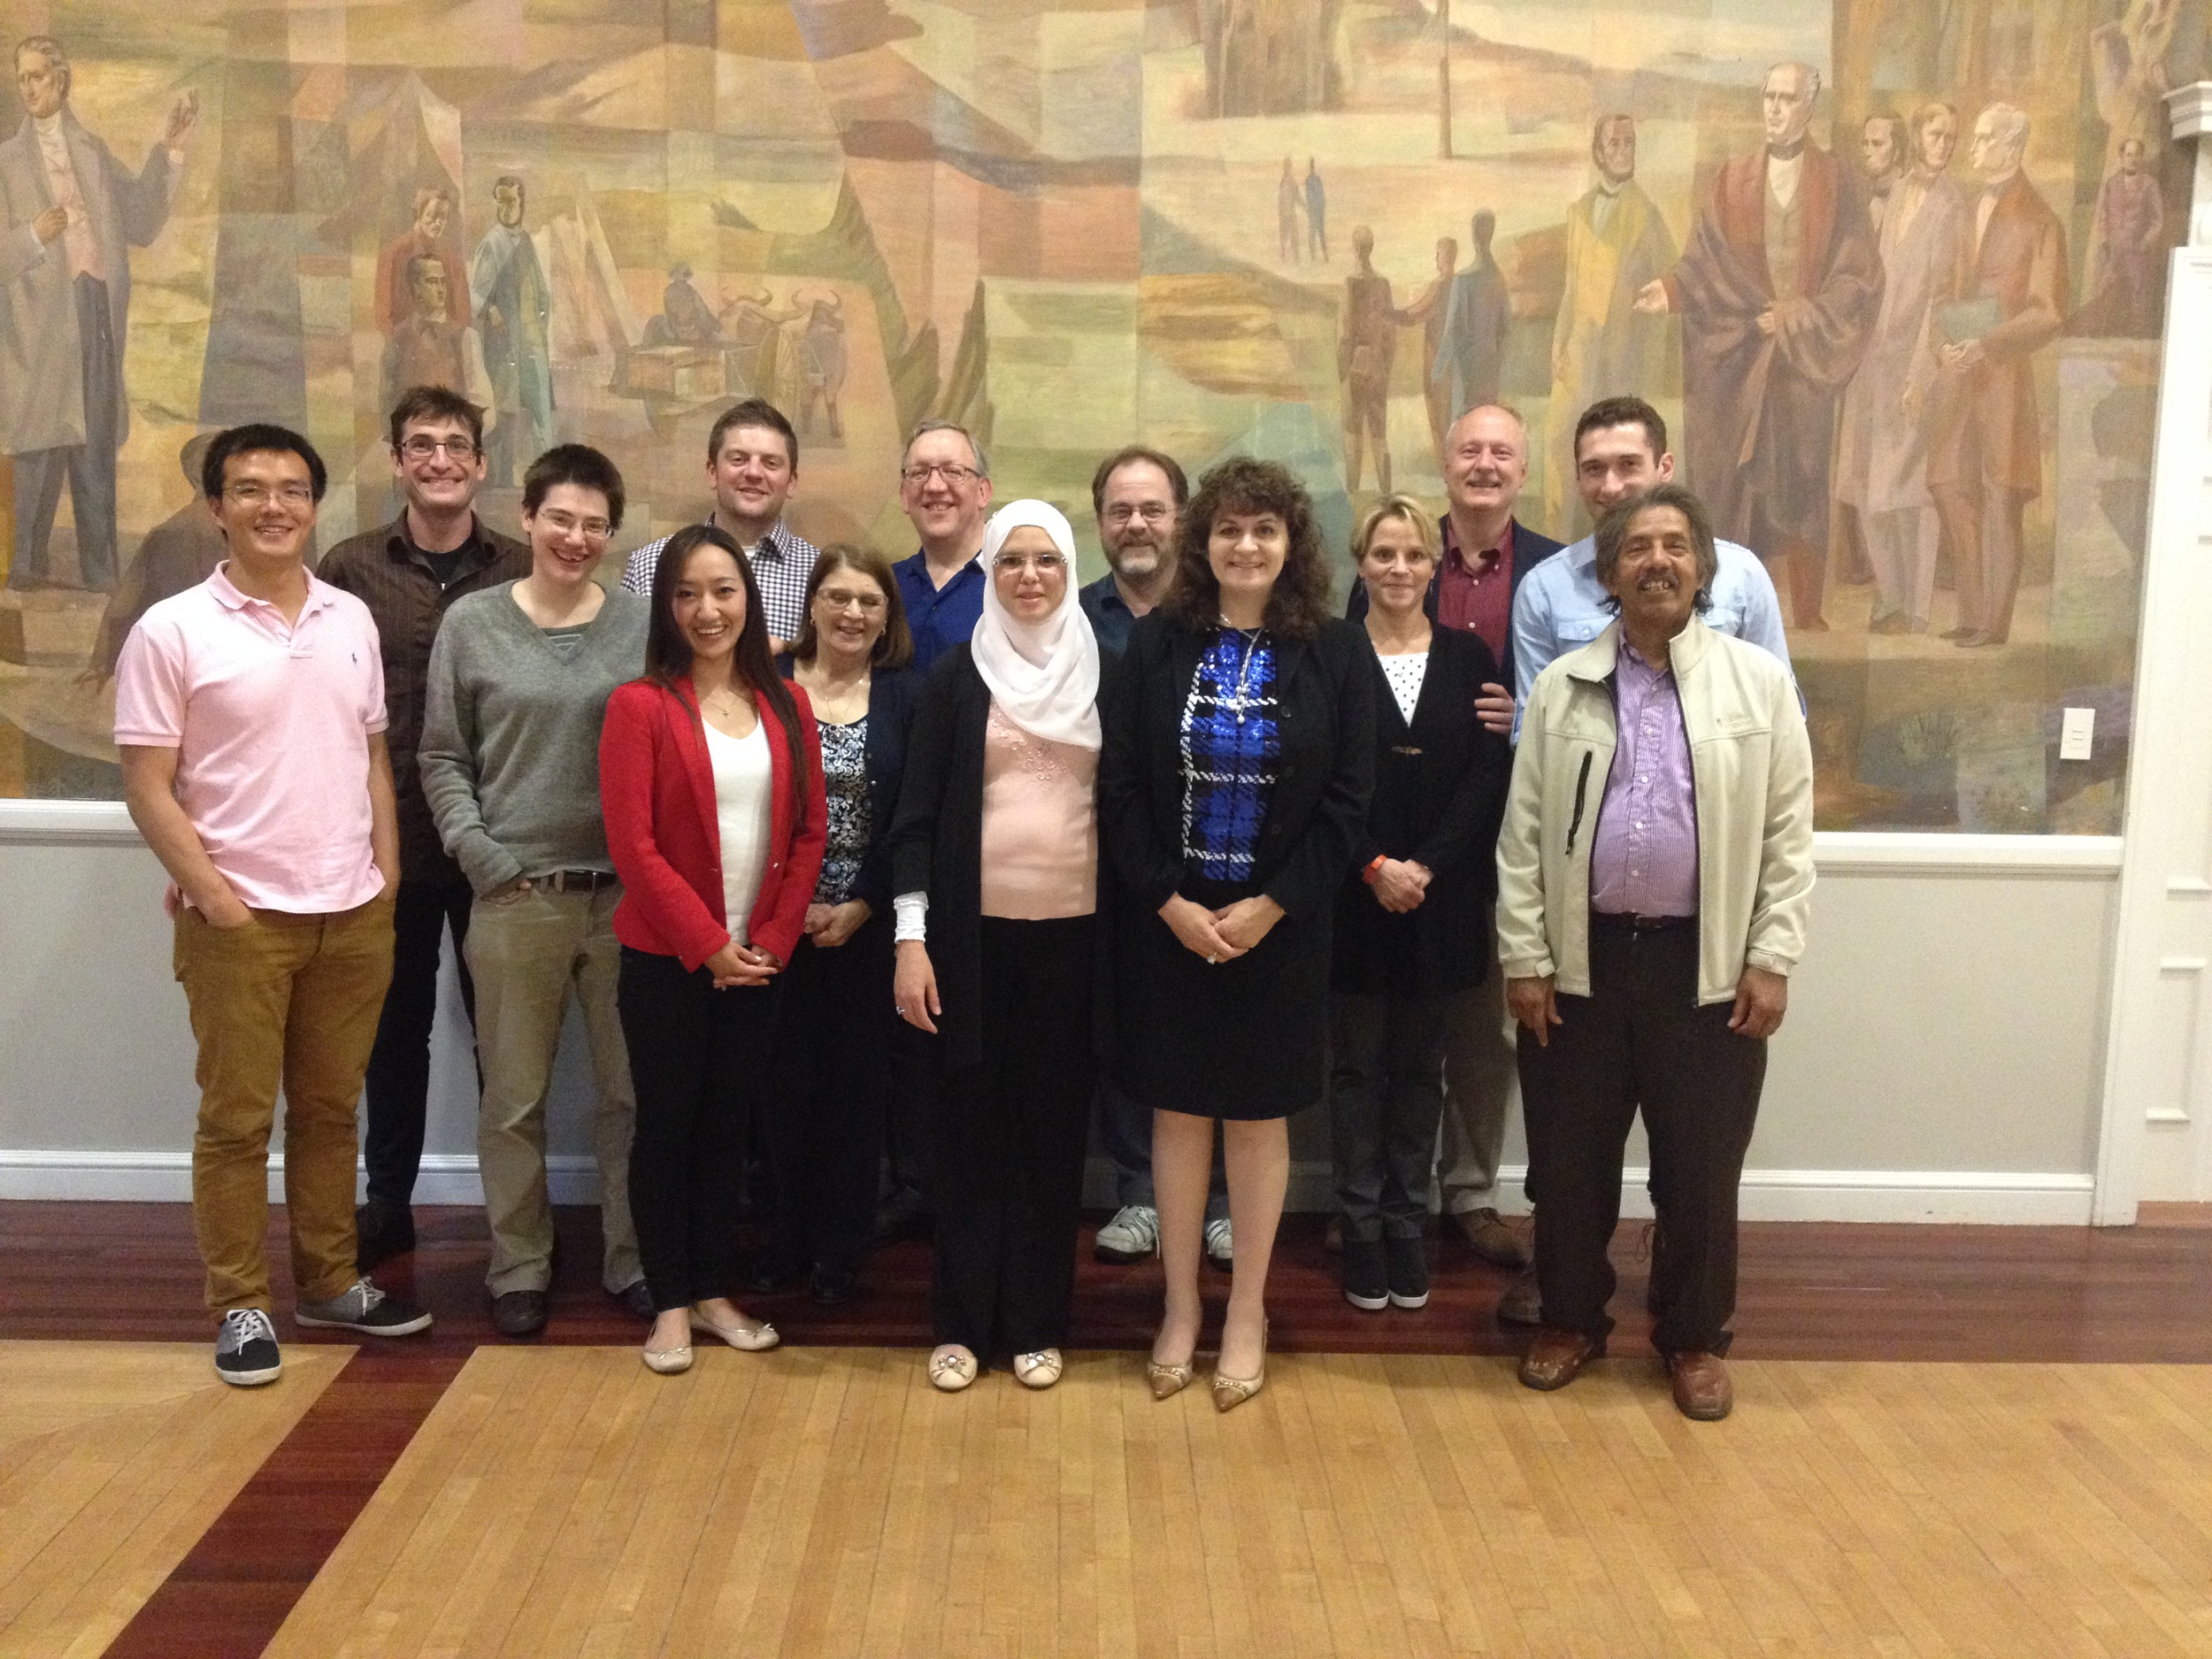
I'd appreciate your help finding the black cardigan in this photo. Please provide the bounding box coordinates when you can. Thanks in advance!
[1331,625,1511,997]
[1099,611,1376,922]
[886,644,1112,1071]
[776,655,919,912]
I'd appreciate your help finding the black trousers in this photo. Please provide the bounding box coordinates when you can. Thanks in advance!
[618,946,780,1312]
[1518,917,1765,1355]
[1328,990,1448,1243]
[361,870,479,1211]
[762,913,894,1276]
[931,916,1096,1356]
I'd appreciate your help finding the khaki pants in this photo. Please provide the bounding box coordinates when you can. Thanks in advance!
[173,894,396,1316]
[465,884,641,1296]
[1435,906,1520,1214]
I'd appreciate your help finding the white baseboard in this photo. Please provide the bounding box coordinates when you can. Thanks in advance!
[0,1150,607,1206]
[0,1150,2090,1225]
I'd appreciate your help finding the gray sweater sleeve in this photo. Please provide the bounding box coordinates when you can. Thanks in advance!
[417,600,523,895]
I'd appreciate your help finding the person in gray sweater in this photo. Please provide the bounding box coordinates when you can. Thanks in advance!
[419,444,651,1337]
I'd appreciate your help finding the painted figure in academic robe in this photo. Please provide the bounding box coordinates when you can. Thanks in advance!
[1924,104,2067,649]
[2077,138,2166,337]
[1834,103,1966,634]
[1636,63,1879,631]
[470,175,554,487]
[1543,114,1678,540]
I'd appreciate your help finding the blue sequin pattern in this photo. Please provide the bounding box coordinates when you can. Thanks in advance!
[1179,628,1281,880]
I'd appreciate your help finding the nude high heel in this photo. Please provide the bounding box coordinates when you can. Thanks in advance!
[1212,1319,1268,1413]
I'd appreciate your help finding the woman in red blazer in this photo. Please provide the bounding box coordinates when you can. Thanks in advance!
[600,524,826,1375]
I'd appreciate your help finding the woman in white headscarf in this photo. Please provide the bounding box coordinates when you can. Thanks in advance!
[887,500,1105,1394]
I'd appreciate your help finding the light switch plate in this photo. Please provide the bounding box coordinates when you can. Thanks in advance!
[2059,707,2094,762]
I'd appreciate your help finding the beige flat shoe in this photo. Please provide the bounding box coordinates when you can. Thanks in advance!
[642,1342,693,1375]
[1146,1358,1195,1401]
[929,1344,979,1392]
[689,1307,780,1352]
[1012,1348,1063,1389]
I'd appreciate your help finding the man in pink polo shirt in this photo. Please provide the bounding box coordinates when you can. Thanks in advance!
[115,423,434,1386]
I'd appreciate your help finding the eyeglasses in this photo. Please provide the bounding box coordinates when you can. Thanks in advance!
[399,434,479,462]
[816,588,887,614]
[1103,503,1173,526]
[537,508,611,542]
[224,483,314,510]
[901,463,981,487]
[992,554,1066,575]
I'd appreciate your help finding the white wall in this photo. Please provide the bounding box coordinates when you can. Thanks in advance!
[0,810,2118,1224]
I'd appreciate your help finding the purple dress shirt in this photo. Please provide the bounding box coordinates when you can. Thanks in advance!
[1589,642,1699,918]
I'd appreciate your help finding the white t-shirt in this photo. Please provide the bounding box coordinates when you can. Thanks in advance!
[702,719,773,943]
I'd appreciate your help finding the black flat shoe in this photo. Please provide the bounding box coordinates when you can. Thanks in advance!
[745,1258,806,1295]
[354,1202,415,1272]
[613,1279,656,1319]
[810,1264,858,1305]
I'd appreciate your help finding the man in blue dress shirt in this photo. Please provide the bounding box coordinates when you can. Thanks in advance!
[890,419,993,673]
[879,419,995,1247]
[1511,395,1790,741]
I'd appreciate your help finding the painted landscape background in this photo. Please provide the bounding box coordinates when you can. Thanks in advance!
[0,0,2198,832]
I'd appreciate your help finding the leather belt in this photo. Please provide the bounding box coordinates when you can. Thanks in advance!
[534,869,618,893]
[1590,910,1694,934]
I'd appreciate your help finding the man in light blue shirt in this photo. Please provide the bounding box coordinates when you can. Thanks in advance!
[1512,396,1790,740]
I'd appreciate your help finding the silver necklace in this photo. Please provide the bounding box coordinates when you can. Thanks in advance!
[1220,622,1263,726]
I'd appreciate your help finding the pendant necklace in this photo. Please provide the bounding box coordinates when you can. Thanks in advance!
[1221,619,1263,726]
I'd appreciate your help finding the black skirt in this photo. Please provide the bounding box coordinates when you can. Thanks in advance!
[1110,876,1328,1122]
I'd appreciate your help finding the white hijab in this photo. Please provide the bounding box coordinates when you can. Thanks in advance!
[970,499,1102,750]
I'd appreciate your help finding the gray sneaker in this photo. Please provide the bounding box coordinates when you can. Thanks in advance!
[1094,1204,1160,1263]
[1204,1217,1234,1268]
[296,1278,434,1337]
[215,1308,281,1386]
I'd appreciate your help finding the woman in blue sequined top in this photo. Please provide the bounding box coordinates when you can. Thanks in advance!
[1100,457,1376,1411]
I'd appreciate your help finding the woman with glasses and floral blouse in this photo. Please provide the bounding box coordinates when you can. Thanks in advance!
[419,444,651,1340]
[753,546,921,1305]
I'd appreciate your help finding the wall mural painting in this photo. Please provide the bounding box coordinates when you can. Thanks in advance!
[0,0,2195,832]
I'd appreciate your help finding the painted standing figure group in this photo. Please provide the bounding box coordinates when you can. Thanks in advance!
[117,385,1811,1424]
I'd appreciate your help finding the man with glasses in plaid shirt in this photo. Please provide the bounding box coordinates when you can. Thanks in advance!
[319,386,529,1271]
[620,397,818,652]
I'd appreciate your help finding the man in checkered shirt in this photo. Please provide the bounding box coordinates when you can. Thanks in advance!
[619,397,819,649]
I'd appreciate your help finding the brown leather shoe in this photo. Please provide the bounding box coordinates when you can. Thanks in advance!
[1518,1326,1600,1392]
[1665,1350,1732,1420]
[1452,1207,1530,1270]
[1494,1265,1541,1326]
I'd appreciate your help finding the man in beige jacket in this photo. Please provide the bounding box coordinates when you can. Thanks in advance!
[1495,482,1813,1419]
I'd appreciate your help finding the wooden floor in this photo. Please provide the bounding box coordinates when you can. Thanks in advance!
[257,1344,2212,1659]
[0,1341,346,1658]
[4,1202,2212,1655]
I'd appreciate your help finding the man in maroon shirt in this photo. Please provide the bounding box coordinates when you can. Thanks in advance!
[1346,403,1562,1273]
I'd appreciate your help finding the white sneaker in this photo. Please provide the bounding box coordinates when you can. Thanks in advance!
[1204,1217,1234,1268]
[1094,1204,1160,1263]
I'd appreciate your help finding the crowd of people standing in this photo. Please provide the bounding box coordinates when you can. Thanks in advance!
[114,382,1812,1423]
